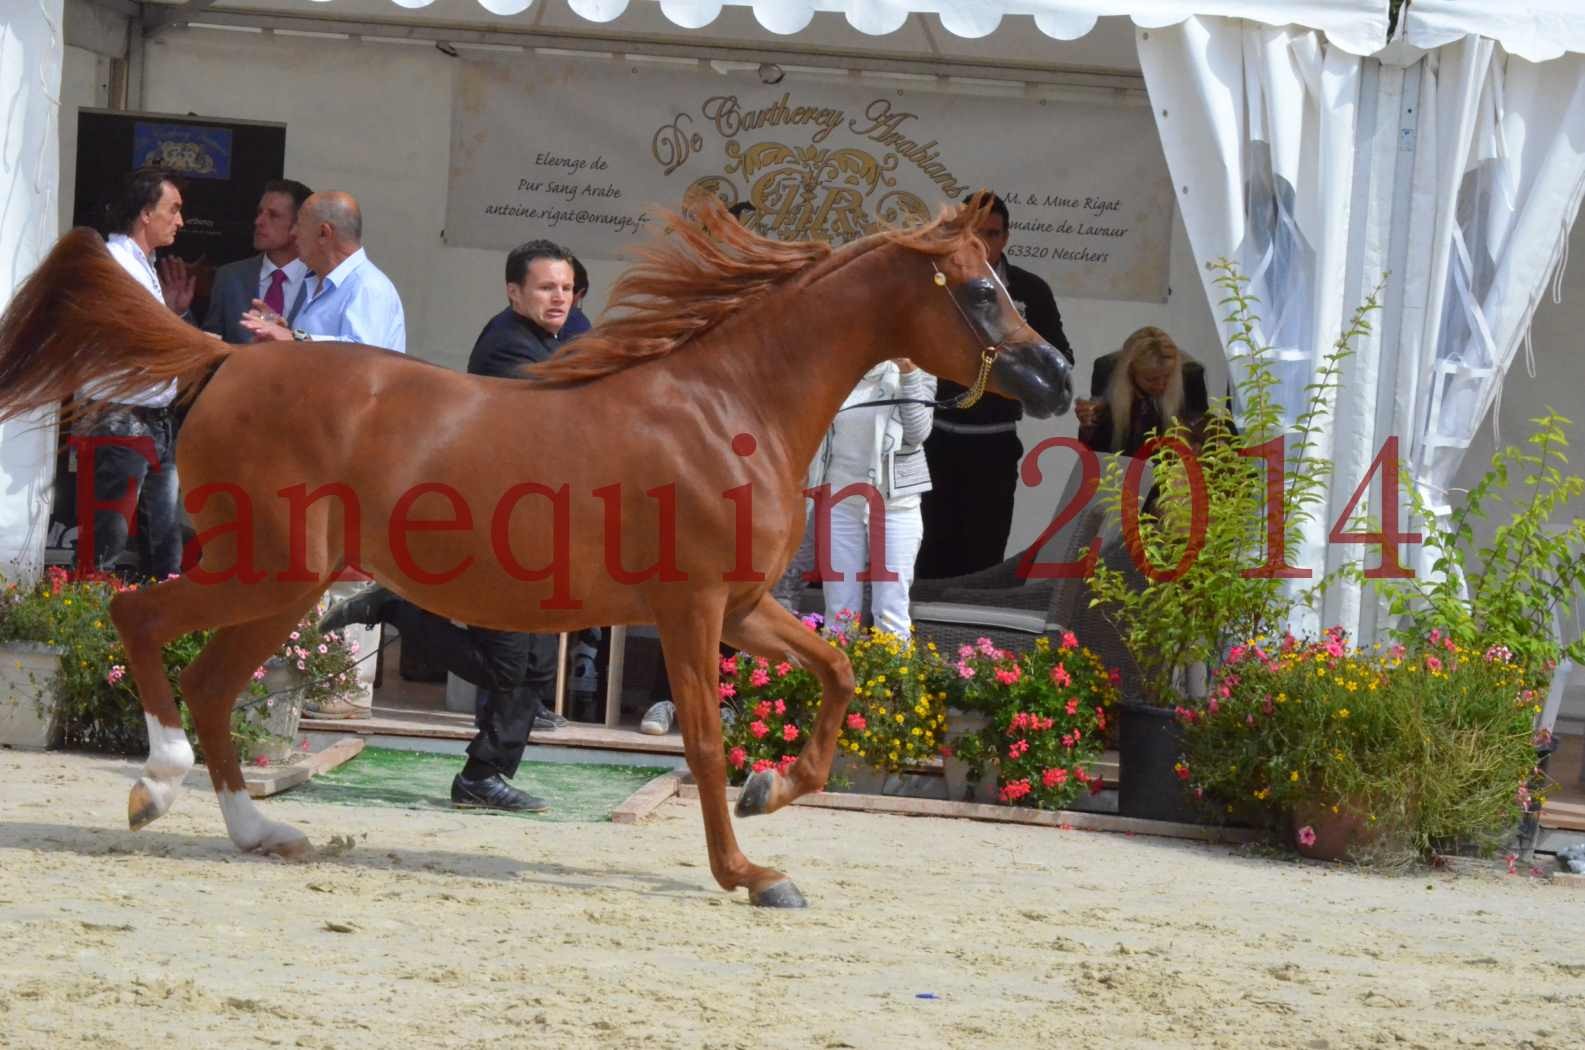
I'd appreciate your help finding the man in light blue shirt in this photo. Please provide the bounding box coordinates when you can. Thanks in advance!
[241,191,406,353]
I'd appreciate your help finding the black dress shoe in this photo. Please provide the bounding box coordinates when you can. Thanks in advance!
[450,772,549,813]
[318,584,395,635]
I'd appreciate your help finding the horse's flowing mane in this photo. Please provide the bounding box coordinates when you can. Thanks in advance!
[526,195,991,386]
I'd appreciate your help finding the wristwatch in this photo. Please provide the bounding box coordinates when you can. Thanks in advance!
[291,328,310,342]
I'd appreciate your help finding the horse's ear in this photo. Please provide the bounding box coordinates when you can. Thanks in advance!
[956,189,995,230]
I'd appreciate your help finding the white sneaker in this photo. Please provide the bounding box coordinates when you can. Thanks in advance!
[640,700,676,735]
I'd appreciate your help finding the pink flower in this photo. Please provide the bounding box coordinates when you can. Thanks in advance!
[775,661,793,677]
[1051,663,1072,687]
[1107,668,1121,686]
[728,746,747,769]
[317,644,329,655]
[1228,645,1246,663]
[782,723,799,742]
[750,720,769,739]
[750,669,771,687]
[1207,698,1220,715]
[755,700,773,719]
[777,754,797,775]
[955,662,976,679]
[289,631,300,641]
[846,713,867,731]
[800,614,822,631]
[994,667,1021,685]
[1007,738,1029,759]
[1297,825,1317,847]
[773,699,786,716]
[720,656,738,676]
[1425,655,1443,673]
[299,738,312,752]
[1060,631,1078,651]
[752,758,774,773]
[1173,761,1191,781]
[976,637,997,657]
[718,682,736,700]
[1065,698,1079,716]
[105,664,126,685]
[1089,776,1105,796]
[251,755,271,768]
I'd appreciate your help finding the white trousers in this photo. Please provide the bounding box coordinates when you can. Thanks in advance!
[823,500,924,638]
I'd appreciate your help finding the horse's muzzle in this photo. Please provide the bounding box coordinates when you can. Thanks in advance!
[993,338,1073,419]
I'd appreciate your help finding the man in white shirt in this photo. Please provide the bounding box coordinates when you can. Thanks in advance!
[241,191,406,353]
[79,167,194,579]
[201,178,314,343]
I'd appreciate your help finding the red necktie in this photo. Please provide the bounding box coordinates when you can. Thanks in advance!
[265,269,287,317]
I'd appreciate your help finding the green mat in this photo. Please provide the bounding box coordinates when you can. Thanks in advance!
[293,746,669,823]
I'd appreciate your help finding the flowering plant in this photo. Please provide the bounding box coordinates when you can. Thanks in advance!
[832,619,952,774]
[1178,627,1544,857]
[948,632,1117,808]
[718,637,822,786]
[272,614,364,710]
[1,567,360,760]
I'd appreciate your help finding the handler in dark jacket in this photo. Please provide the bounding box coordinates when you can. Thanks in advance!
[320,240,576,813]
[916,191,1075,581]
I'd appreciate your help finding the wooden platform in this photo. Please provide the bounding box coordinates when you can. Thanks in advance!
[1542,732,1585,832]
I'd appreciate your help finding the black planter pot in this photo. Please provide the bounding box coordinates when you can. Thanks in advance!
[1117,700,1195,823]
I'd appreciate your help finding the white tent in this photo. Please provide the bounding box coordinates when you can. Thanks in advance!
[4,0,1584,657]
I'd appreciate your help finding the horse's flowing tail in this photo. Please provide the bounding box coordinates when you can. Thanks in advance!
[0,227,231,424]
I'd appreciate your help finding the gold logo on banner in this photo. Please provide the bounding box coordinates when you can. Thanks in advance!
[688,141,930,244]
[655,94,959,245]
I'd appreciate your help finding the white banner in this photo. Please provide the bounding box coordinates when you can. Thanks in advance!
[447,57,1173,303]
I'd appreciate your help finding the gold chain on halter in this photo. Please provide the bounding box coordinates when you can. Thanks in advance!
[953,348,998,409]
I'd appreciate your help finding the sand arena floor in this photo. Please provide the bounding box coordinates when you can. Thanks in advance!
[1,749,1581,1049]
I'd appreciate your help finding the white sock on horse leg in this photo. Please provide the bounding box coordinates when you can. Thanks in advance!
[217,790,307,854]
[139,713,195,818]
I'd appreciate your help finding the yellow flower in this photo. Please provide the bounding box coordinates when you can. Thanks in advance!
[1335,708,1350,719]
[1289,771,1299,782]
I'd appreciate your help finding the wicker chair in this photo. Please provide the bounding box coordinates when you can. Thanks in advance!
[908,454,1150,699]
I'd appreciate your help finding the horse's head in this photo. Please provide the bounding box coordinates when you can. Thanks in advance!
[903,202,1073,419]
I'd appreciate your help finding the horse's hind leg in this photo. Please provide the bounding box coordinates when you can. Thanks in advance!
[113,576,323,835]
[655,599,806,907]
[181,602,325,858]
[722,593,855,818]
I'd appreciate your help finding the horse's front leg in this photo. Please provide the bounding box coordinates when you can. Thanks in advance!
[655,601,807,908]
[722,593,855,817]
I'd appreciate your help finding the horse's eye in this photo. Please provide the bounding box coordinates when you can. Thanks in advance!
[969,281,998,305]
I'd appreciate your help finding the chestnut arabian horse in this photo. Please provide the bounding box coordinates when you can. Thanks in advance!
[0,199,1071,906]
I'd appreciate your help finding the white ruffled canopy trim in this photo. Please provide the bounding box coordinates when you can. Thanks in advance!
[314,0,1389,53]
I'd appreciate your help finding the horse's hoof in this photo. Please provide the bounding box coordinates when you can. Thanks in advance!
[127,780,162,831]
[265,836,312,862]
[749,879,808,909]
[256,828,311,862]
[735,769,776,818]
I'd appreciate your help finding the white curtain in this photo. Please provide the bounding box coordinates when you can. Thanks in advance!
[0,0,63,586]
[1138,16,1585,644]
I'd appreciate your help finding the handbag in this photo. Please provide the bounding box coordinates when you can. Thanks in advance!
[887,446,932,498]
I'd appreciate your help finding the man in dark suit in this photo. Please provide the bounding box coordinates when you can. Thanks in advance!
[320,240,578,813]
[202,178,313,343]
[916,191,1074,581]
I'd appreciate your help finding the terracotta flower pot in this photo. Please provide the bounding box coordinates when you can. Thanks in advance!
[1292,802,1376,862]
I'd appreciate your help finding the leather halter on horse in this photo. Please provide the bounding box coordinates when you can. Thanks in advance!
[838,259,1037,416]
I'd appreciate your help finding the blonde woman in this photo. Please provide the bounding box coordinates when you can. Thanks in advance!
[1075,326,1206,456]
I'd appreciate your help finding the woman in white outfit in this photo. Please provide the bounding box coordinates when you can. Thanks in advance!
[811,358,937,638]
